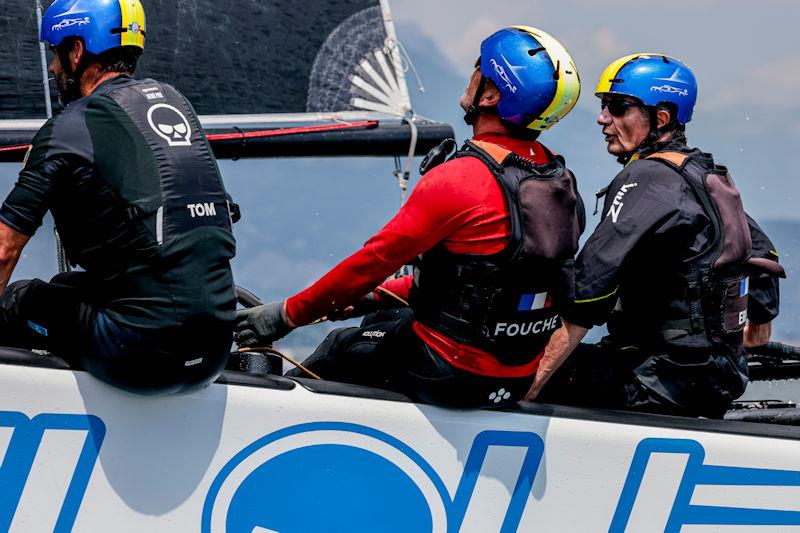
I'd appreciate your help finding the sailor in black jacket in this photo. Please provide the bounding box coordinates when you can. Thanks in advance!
[0,0,237,394]
[524,54,784,417]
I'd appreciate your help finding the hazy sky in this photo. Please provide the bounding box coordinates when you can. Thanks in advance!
[392,0,800,118]
[388,1,800,221]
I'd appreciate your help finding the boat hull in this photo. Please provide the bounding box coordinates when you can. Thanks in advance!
[1,361,800,532]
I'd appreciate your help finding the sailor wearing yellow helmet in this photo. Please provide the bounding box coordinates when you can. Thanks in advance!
[525,54,785,418]
[235,26,585,408]
[0,0,238,394]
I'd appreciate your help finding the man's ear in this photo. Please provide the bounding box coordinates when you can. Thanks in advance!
[479,82,502,108]
[70,38,85,66]
[656,108,672,129]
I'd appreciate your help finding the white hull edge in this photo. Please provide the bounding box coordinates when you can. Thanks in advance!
[1,362,799,532]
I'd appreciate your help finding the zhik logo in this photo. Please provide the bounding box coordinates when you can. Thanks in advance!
[607,182,638,223]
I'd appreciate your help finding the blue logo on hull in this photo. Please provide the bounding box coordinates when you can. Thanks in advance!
[0,411,105,532]
[203,422,544,533]
[612,438,800,531]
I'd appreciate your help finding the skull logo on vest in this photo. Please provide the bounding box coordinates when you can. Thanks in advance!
[147,103,192,147]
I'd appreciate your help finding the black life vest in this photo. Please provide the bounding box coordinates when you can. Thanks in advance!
[643,151,751,347]
[409,140,582,367]
[49,77,234,280]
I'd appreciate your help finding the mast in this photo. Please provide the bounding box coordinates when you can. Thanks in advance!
[34,0,52,119]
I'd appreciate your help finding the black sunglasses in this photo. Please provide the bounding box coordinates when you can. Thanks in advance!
[601,98,642,117]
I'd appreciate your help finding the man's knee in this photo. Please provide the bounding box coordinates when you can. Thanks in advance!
[285,326,358,379]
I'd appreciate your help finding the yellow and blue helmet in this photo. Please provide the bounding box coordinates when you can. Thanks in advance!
[41,0,146,55]
[479,26,580,131]
[595,54,697,124]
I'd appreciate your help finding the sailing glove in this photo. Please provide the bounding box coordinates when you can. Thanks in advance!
[234,301,294,348]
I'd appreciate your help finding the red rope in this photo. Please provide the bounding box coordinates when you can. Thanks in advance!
[0,144,30,153]
[205,121,379,141]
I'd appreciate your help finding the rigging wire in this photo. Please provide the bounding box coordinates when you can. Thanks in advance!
[394,116,418,206]
[385,37,426,95]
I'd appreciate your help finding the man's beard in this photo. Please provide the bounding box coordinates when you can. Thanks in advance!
[54,70,82,105]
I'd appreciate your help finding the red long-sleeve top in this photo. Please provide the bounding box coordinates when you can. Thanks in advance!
[286,132,551,377]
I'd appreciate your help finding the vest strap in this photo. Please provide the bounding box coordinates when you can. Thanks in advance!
[469,140,513,164]
[646,151,689,169]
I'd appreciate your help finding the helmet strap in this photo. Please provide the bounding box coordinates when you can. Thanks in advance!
[617,106,678,165]
[56,43,90,104]
[640,106,678,150]
[463,75,498,125]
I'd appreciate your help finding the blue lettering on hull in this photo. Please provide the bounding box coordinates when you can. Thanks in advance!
[611,438,800,531]
[0,411,106,532]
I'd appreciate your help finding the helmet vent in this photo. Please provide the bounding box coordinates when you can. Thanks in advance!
[661,56,671,63]
[552,60,561,80]
[527,47,546,56]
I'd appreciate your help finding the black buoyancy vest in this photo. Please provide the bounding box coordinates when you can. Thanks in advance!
[646,151,751,346]
[59,77,233,278]
[410,140,582,366]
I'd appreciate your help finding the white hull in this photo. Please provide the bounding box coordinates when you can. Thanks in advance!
[1,361,799,532]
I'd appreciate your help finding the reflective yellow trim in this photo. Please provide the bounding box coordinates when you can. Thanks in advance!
[512,25,581,131]
[595,53,679,96]
[769,249,780,257]
[624,153,640,168]
[118,0,145,49]
[575,287,618,304]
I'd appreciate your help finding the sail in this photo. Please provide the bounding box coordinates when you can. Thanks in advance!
[0,0,453,159]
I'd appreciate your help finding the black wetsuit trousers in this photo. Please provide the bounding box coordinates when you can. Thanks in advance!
[286,308,534,408]
[535,341,731,418]
[0,273,231,395]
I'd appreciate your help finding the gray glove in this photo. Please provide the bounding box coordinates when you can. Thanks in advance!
[234,301,294,348]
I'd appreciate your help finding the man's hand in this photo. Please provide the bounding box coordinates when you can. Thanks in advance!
[522,319,588,402]
[744,321,772,350]
[234,300,295,348]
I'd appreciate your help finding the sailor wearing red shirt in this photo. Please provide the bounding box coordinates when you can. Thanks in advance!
[235,27,584,407]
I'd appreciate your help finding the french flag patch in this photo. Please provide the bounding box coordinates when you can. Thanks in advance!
[518,292,551,311]
[739,277,750,297]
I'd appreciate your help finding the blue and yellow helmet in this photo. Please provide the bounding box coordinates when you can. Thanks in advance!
[480,26,581,131]
[595,54,697,124]
[41,0,146,55]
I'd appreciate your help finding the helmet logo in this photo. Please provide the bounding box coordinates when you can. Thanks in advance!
[147,104,192,147]
[489,58,517,94]
[51,17,90,32]
[650,85,689,97]
[129,22,142,34]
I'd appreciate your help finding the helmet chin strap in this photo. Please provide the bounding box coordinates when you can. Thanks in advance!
[618,106,677,164]
[56,44,89,104]
[463,75,494,126]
